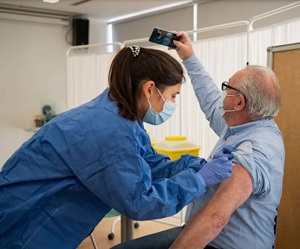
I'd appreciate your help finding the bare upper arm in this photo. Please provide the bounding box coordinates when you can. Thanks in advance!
[169,164,254,249]
[208,163,253,218]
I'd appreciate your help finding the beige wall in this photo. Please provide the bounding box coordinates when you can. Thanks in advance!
[113,0,298,42]
[0,20,69,166]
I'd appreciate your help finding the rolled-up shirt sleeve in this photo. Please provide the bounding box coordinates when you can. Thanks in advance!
[232,141,271,199]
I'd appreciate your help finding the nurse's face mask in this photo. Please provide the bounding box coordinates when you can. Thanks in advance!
[142,87,177,125]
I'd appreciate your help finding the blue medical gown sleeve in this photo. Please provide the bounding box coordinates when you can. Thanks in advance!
[79,153,206,220]
[70,133,207,220]
[144,146,207,181]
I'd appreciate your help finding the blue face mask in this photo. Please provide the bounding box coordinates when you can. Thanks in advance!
[142,88,177,125]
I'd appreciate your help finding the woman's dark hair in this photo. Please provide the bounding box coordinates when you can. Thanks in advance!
[108,46,184,121]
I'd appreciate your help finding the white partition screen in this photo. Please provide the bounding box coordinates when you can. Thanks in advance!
[66,17,300,158]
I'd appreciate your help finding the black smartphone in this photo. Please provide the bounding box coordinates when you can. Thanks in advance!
[149,28,179,48]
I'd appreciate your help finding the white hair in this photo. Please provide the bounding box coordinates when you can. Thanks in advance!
[236,65,281,120]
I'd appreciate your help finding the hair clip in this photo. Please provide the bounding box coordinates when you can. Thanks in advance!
[129,45,140,57]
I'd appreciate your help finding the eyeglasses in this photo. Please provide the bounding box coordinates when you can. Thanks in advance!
[221,81,247,103]
[221,81,240,92]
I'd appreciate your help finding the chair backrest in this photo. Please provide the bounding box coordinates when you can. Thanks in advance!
[272,208,278,249]
[105,209,120,218]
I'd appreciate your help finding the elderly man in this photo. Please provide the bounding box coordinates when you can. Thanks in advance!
[111,31,285,249]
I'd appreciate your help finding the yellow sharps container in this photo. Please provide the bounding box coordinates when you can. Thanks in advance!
[154,136,201,160]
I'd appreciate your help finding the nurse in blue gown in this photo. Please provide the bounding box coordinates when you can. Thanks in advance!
[0,46,233,249]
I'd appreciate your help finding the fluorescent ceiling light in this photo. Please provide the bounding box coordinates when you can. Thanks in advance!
[43,0,60,3]
[108,0,192,23]
[0,12,69,25]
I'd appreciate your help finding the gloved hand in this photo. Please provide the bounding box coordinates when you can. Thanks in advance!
[213,145,236,160]
[197,146,235,187]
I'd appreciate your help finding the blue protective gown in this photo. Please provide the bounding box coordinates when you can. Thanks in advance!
[0,89,207,249]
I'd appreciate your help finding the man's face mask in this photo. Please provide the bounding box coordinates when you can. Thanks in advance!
[142,88,177,125]
[219,91,240,116]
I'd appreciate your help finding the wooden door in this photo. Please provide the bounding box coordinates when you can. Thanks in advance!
[268,43,300,248]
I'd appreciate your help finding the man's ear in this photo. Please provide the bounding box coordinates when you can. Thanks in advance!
[142,81,155,99]
[235,94,246,111]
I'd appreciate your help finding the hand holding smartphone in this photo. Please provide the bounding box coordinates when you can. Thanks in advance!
[149,28,179,48]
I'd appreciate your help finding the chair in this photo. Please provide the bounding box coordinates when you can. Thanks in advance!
[272,208,278,249]
[89,233,98,249]
[89,209,139,249]
[107,215,139,240]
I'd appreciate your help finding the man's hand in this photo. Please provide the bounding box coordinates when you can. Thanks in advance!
[172,31,195,60]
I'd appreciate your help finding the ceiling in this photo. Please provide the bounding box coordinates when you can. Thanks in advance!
[0,0,208,23]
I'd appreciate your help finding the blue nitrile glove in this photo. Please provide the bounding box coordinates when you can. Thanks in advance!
[197,146,235,187]
[213,145,236,160]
